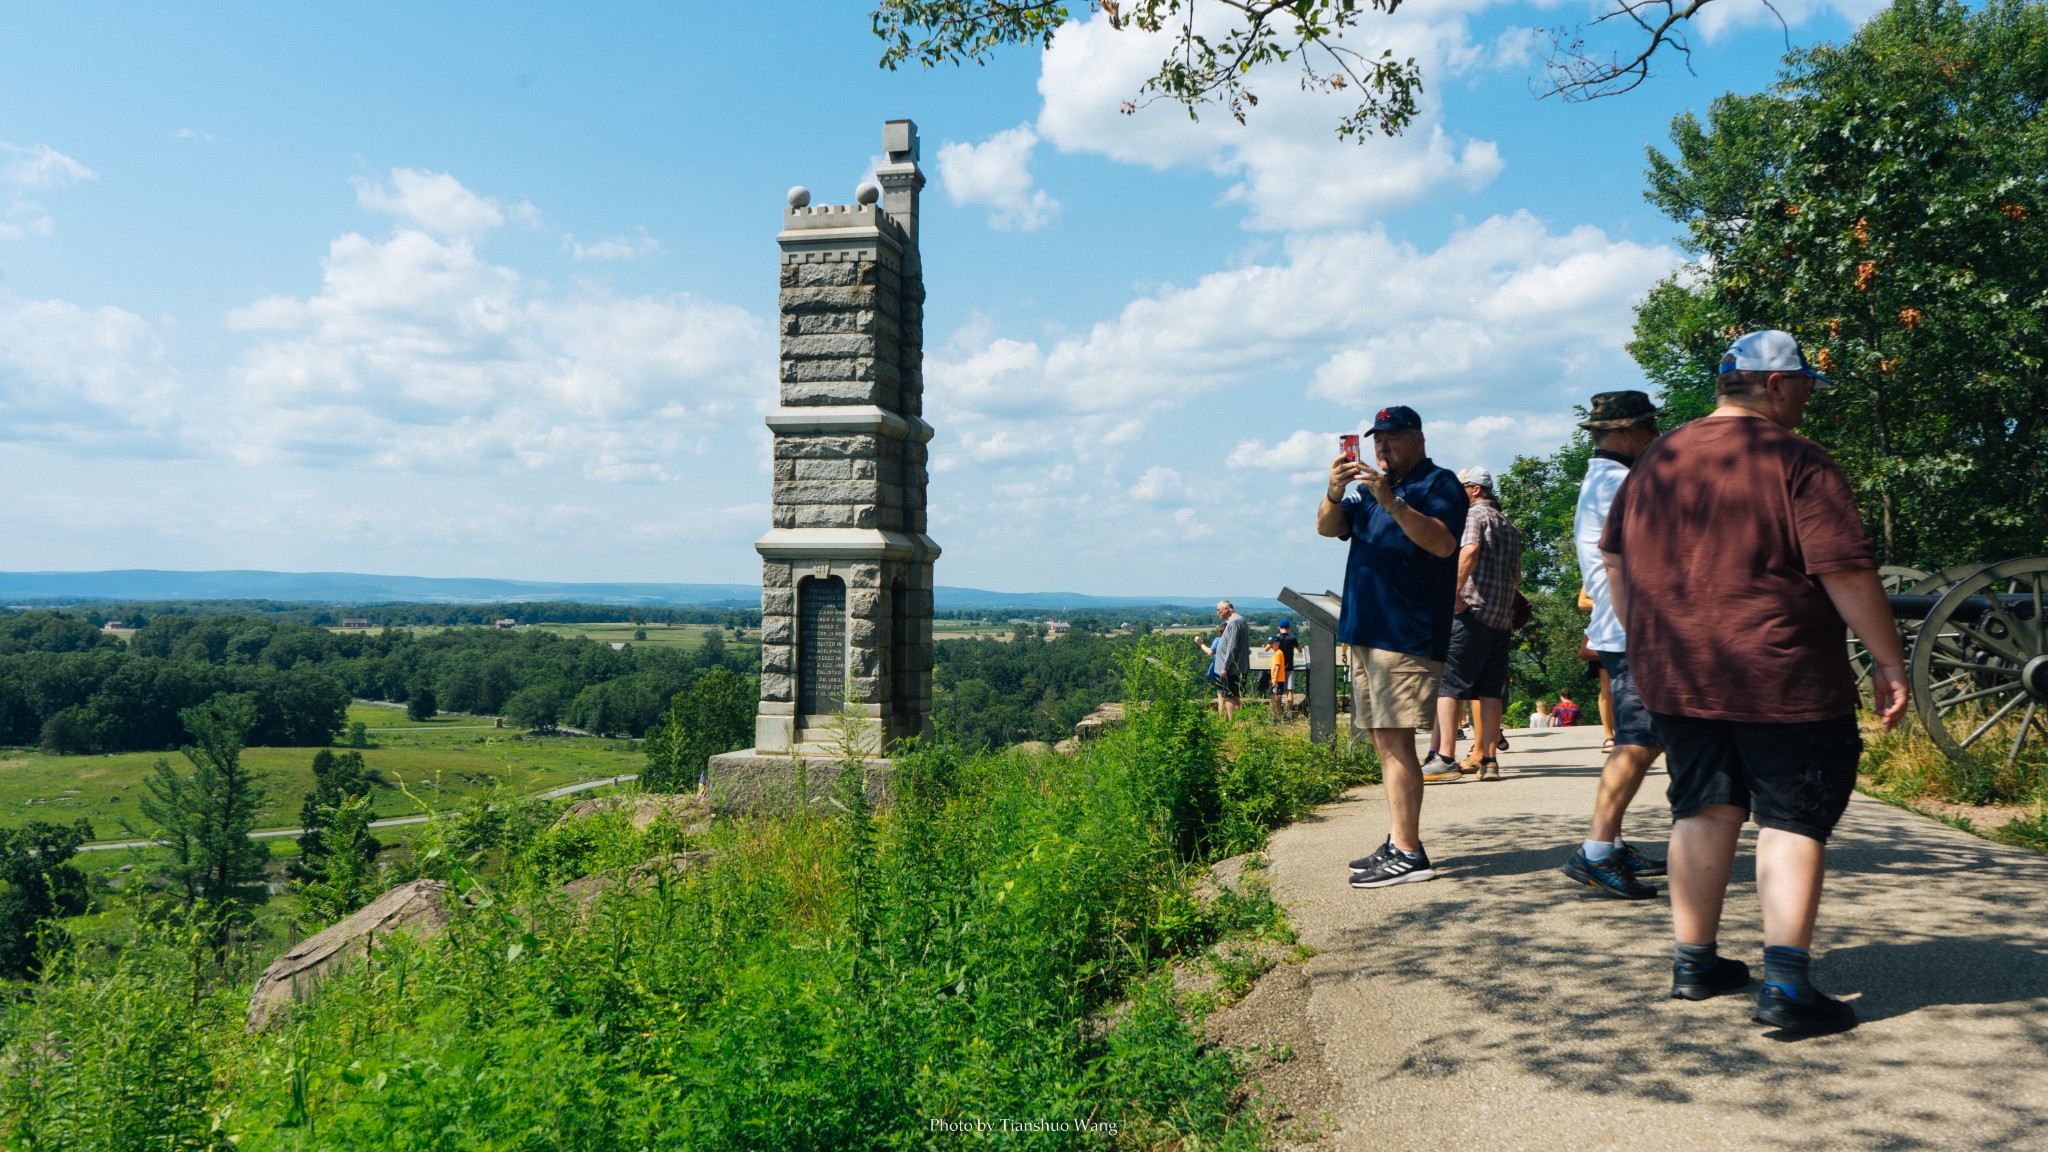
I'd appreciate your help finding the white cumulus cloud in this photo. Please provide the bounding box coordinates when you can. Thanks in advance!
[0,295,180,447]
[222,199,772,475]
[1035,8,1506,232]
[567,228,662,261]
[1,142,97,240]
[353,167,535,240]
[936,124,1061,231]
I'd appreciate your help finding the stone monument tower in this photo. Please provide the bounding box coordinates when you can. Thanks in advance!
[707,119,937,803]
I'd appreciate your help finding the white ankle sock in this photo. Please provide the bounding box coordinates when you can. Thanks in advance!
[1582,838,1616,861]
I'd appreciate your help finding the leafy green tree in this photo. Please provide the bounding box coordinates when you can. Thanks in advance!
[0,818,94,979]
[346,719,370,748]
[1632,0,2048,567]
[137,694,270,913]
[504,679,571,732]
[407,685,437,722]
[292,794,382,929]
[290,749,381,883]
[642,668,758,792]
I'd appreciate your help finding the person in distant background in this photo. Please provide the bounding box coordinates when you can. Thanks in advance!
[1431,465,1523,782]
[1198,600,1251,720]
[1266,620,1300,720]
[1553,693,1580,727]
[1529,698,1557,728]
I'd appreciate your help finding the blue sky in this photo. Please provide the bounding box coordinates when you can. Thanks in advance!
[0,1,1879,597]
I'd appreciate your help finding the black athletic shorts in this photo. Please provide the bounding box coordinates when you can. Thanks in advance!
[1209,670,1242,700]
[1651,711,1863,842]
[1596,650,1660,748]
[1438,613,1511,701]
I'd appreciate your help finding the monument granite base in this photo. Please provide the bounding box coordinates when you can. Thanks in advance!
[703,749,893,814]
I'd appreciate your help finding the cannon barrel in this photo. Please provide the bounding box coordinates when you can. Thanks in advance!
[1886,592,2036,623]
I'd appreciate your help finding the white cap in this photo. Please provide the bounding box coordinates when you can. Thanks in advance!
[1458,465,1494,490]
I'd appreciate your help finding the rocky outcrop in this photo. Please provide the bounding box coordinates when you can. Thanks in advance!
[246,879,454,1031]
[556,792,708,834]
[1073,702,1126,741]
[1056,702,1128,753]
[558,851,716,910]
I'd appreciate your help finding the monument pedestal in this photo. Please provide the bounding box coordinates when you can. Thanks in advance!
[703,749,893,814]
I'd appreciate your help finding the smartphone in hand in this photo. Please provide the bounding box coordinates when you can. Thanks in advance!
[1340,433,1361,463]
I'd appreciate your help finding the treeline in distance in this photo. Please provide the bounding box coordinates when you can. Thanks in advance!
[0,610,758,753]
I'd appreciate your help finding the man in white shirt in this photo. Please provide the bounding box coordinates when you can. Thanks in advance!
[1564,391,1669,900]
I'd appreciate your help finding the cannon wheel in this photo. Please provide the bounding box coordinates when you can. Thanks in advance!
[1909,555,2048,775]
[1848,566,1930,707]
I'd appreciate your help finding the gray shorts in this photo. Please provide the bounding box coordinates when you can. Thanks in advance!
[1597,650,1660,748]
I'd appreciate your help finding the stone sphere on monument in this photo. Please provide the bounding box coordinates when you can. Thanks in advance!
[855,182,880,206]
[786,186,811,209]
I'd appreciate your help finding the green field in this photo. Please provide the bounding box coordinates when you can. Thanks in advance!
[525,621,757,650]
[0,704,646,842]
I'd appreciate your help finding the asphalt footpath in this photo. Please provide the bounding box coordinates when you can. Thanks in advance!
[1258,723,2048,1152]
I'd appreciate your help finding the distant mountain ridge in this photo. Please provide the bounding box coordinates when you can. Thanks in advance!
[0,570,1284,613]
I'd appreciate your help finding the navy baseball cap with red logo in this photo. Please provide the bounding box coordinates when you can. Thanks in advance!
[1368,405,1422,435]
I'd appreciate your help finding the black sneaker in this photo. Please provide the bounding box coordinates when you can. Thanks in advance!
[1753,983,1859,1034]
[1617,842,1666,877]
[1562,848,1658,899]
[1348,838,1394,871]
[1671,956,1752,1000]
[1350,846,1436,888]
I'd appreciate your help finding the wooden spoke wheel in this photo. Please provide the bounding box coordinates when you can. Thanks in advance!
[1849,566,1930,708]
[1908,556,2048,775]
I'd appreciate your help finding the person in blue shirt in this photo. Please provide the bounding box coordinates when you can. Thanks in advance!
[1315,405,1469,889]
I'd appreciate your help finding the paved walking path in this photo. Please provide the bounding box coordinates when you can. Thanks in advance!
[1257,724,2048,1151]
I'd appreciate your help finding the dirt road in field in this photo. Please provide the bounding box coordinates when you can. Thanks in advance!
[1239,724,2048,1151]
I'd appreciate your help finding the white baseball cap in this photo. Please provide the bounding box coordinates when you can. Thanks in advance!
[1719,329,1835,389]
[1458,465,1494,490]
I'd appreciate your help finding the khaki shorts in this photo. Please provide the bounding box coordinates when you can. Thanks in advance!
[1347,645,1444,731]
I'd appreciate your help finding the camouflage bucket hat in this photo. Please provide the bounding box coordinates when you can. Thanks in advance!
[1577,390,1659,431]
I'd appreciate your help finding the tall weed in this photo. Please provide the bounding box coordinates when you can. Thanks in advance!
[0,642,1372,1148]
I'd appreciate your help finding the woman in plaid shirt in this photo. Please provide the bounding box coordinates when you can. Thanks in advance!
[1428,466,1524,781]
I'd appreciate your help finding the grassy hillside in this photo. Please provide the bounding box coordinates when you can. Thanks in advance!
[0,644,1379,1150]
[0,704,644,838]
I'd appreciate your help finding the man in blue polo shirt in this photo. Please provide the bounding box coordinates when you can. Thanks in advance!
[1317,405,1468,888]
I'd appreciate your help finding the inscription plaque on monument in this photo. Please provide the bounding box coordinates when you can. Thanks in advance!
[797,576,847,718]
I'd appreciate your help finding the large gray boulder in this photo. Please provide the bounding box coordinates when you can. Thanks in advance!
[556,792,708,833]
[558,851,716,911]
[246,879,454,1031]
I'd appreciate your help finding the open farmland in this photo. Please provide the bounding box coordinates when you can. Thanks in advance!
[0,703,643,841]
[526,621,757,651]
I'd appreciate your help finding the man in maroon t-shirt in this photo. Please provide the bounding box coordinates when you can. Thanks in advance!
[1601,329,1909,1035]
